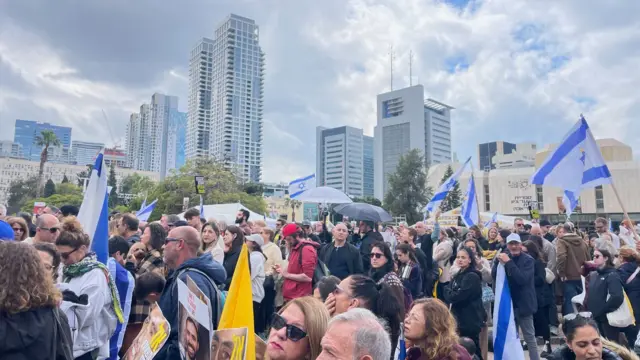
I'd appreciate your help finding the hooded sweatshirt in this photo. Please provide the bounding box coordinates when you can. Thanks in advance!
[156,252,227,360]
[557,233,591,281]
[0,307,73,360]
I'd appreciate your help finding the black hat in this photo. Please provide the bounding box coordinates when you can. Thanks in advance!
[539,219,552,227]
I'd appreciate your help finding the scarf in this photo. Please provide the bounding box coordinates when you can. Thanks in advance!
[63,253,125,324]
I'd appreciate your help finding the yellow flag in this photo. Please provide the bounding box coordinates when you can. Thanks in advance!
[218,243,255,359]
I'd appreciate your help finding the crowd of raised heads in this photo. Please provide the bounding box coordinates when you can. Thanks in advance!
[3,205,640,360]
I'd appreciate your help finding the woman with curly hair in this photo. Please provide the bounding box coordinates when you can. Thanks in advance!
[56,217,124,360]
[404,298,472,360]
[6,216,29,241]
[0,241,73,359]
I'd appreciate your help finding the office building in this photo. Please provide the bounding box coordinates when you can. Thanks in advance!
[492,142,537,169]
[126,105,151,171]
[71,141,104,166]
[0,141,23,158]
[186,14,265,182]
[316,126,371,197]
[13,120,72,161]
[363,136,374,197]
[262,182,289,198]
[149,93,179,177]
[374,85,453,199]
[167,111,187,173]
[478,141,517,171]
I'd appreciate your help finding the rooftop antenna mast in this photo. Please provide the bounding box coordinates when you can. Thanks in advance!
[389,45,395,91]
[409,49,413,86]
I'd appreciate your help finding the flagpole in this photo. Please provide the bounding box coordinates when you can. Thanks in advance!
[469,162,482,227]
[611,181,640,241]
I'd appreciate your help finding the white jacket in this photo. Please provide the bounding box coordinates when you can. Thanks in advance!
[59,268,117,359]
[207,235,225,264]
[250,251,266,303]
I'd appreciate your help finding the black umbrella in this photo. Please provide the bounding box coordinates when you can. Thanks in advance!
[333,203,393,222]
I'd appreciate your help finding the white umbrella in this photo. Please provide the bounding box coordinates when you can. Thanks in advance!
[295,186,353,204]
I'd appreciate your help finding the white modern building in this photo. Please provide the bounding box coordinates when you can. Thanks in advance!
[0,157,159,205]
[166,111,187,174]
[71,141,104,166]
[0,141,23,158]
[186,14,265,183]
[149,93,179,178]
[374,85,453,199]
[103,148,127,168]
[316,126,373,198]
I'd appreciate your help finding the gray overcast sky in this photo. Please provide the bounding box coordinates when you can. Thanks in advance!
[1,0,640,183]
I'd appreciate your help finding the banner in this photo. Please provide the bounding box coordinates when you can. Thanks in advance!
[123,303,170,360]
[178,278,211,360]
[187,276,213,338]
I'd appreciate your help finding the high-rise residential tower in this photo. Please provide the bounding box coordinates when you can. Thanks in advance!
[186,14,265,182]
[374,85,453,199]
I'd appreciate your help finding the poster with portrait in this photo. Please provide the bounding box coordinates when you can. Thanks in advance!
[178,278,211,360]
[187,276,213,337]
[122,302,170,360]
[210,328,249,360]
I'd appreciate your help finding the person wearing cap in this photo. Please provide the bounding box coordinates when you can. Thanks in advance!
[0,220,15,241]
[246,234,266,333]
[301,220,320,244]
[492,233,539,360]
[274,223,320,301]
[539,219,555,242]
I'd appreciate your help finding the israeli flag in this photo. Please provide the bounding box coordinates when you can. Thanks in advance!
[461,175,479,227]
[563,190,579,218]
[139,197,147,212]
[425,157,471,212]
[289,173,316,199]
[395,322,407,360]
[531,115,611,193]
[77,153,110,264]
[199,195,205,219]
[484,212,498,227]
[493,263,525,360]
[609,218,614,232]
[135,199,157,222]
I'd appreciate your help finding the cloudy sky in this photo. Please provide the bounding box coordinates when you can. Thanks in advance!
[1,0,639,183]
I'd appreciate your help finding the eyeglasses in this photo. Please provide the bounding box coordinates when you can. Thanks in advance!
[12,227,24,233]
[563,312,592,321]
[370,253,384,259]
[60,247,79,260]
[39,227,59,234]
[165,237,181,244]
[593,254,602,259]
[271,313,307,342]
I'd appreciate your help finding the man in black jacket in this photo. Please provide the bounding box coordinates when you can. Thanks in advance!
[319,223,363,279]
[492,233,540,360]
[354,220,384,273]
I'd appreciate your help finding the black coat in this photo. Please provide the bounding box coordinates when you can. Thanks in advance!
[358,230,384,273]
[551,345,622,360]
[444,267,486,334]
[318,242,363,279]
[492,251,537,317]
[418,234,434,271]
[533,259,553,308]
[0,306,73,360]
[587,267,624,321]
[618,262,640,324]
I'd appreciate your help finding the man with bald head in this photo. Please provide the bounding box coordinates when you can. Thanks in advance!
[318,222,363,280]
[25,214,60,245]
[156,225,227,359]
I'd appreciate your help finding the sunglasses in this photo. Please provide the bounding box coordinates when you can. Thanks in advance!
[271,313,307,342]
[563,312,592,321]
[370,253,384,259]
[39,227,59,234]
[12,227,24,233]
[165,237,181,244]
[60,247,79,260]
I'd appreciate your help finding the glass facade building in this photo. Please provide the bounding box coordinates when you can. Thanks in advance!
[13,119,72,161]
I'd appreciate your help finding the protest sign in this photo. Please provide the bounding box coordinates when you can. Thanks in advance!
[123,302,170,360]
[187,276,214,338]
[178,278,211,360]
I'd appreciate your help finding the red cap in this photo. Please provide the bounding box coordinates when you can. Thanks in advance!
[282,223,299,238]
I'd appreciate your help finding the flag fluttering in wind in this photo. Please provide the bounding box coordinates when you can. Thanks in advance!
[218,244,255,359]
[77,152,110,264]
[532,115,611,216]
[288,173,316,199]
[461,174,479,227]
[135,199,158,222]
[425,157,471,213]
[493,263,525,360]
[563,190,579,218]
[199,195,205,218]
[139,197,147,212]
[396,322,407,360]
[484,212,498,227]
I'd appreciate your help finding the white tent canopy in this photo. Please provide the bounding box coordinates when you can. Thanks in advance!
[179,202,278,228]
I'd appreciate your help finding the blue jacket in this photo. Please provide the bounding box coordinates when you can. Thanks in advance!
[155,252,227,359]
[618,262,640,323]
[492,251,537,317]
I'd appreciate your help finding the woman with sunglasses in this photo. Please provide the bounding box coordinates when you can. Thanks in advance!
[551,314,634,360]
[35,242,62,283]
[369,242,409,310]
[6,216,29,241]
[266,296,329,360]
[55,217,124,360]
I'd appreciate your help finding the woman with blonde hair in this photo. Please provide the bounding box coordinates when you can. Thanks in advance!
[265,296,330,360]
[6,216,29,241]
[404,298,472,360]
[0,241,73,359]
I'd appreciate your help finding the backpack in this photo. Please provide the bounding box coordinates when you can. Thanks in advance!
[177,267,225,328]
[298,243,329,287]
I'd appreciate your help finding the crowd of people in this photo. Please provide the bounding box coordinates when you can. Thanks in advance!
[2,202,640,360]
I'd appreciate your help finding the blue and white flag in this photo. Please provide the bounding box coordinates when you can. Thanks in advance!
[484,212,498,227]
[425,157,471,212]
[135,199,157,222]
[609,218,614,232]
[199,195,205,219]
[395,322,407,360]
[77,152,110,264]
[493,264,525,360]
[139,197,147,212]
[461,175,479,227]
[289,173,316,199]
[531,115,611,193]
[563,190,579,218]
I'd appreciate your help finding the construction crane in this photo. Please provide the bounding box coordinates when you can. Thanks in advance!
[101,109,122,150]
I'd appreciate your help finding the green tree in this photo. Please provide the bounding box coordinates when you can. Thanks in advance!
[438,165,462,212]
[77,165,93,187]
[56,183,83,196]
[20,193,83,213]
[383,149,432,224]
[44,179,56,197]
[61,174,70,184]
[352,196,382,207]
[243,182,265,196]
[108,163,118,208]
[7,177,39,214]
[283,197,302,222]
[120,173,155,198]
[35,130,61,197]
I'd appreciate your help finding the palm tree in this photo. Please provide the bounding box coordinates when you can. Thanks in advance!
[290,199,302,222]
[35,130,61,197]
